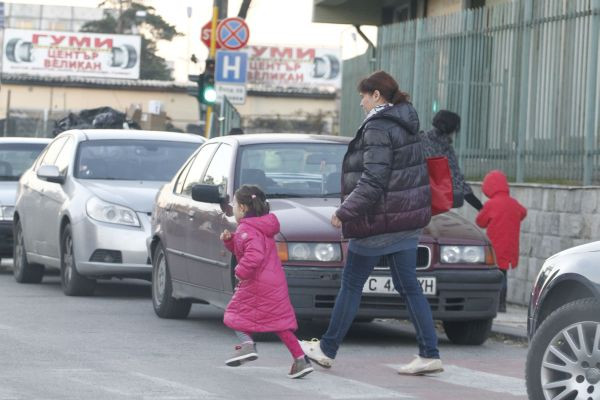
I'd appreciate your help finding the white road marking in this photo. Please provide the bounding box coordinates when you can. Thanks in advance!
[131,372,214,397]
[225,366,412,399]
[387,364,526,397]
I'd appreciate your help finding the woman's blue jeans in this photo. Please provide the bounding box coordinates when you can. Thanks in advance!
[320,248,440,359]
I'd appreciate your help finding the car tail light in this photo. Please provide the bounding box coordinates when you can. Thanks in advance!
[277,242,289,262]
[485,246,496,266]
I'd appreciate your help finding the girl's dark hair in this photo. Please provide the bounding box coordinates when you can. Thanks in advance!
[235,185,270,217]
[358,70,410,104]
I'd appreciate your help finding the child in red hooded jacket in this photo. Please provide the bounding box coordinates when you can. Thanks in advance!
[220,184,313,379]
[476,170,527,313]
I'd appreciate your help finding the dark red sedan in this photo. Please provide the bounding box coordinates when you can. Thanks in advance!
[148,134,503,345]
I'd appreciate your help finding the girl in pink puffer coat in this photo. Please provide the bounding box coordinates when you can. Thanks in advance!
[221,185,313,379]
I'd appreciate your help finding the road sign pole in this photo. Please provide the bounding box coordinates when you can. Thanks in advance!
[205,1,220,138]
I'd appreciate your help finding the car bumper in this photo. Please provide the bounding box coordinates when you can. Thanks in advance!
[72,213,152,278]
[285,267,504,321]
[0,221,13,258]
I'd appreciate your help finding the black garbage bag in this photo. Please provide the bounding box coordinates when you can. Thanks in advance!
[53,107,139,136]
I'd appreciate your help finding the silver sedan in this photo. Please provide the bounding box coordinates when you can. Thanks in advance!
[13,129,204,296]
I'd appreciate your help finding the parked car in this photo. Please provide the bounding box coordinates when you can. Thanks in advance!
[0,138,50,263]
[526,242,600,400]
[13,130,204,296]
[149,134,503,345]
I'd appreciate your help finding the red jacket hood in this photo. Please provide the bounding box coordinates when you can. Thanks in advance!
[482,170,510,198]
[240,213,280,238]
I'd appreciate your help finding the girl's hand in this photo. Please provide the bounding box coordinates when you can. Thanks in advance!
[331,214,342,228]
[220,230,232,241]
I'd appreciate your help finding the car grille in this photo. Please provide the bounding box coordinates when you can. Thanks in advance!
[314,295,468,312]
[90,250,123,264]
[374,245,431,271]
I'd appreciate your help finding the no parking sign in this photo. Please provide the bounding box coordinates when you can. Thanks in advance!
[217,17,250,50]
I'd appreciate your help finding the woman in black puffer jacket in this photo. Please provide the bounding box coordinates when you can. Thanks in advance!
[300,71,442,376]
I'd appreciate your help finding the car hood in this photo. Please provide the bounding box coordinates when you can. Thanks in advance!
[548,241,600,260]
[268,198,487,244]
[80,180,165,213]
[0,182,18,206]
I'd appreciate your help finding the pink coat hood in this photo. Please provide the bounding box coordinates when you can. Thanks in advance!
[222,213,298,333]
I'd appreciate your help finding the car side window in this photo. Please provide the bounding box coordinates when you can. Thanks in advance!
[174,156,195,195]
[38,137,68,168]
[181,143,218,197]
[54,137,74,175]
[202,144,233,190]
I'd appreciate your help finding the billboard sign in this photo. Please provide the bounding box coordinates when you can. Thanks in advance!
[245,45,342,90]
[2,29,141,80]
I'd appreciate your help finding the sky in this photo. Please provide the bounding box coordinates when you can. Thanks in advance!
[6,0,378,81]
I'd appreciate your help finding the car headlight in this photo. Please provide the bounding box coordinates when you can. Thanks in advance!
[86,197,141,227]
[278,242,342,262]
[0,206,15,221]
[440,245,489,264]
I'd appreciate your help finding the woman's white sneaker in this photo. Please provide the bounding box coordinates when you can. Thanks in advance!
[397,356,443,375]
[299,339,333,368]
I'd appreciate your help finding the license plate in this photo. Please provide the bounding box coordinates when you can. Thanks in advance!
[362,276,436,296]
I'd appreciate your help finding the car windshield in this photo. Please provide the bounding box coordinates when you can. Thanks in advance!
[75,139,200,181]
[237,143,347,198]
[0,142,48,181]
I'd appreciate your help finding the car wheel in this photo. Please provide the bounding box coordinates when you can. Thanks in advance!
[443,318,492,345]
[526,298,600,400]
[61,225,96,296]
[152,242,191,319]
[13,220,44,283]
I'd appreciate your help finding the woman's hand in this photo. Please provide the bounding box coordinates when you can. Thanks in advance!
[220,229,232,241]
[331,214,342,228]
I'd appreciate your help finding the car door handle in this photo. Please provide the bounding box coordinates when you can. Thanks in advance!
[187,211,196,219]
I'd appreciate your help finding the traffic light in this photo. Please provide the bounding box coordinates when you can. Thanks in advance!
[201,58,217,105]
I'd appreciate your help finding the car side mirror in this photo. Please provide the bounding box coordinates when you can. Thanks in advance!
[37,165,65,184]
[192,184,222,204]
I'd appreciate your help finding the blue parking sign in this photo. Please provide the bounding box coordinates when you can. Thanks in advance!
[215,50,248,84]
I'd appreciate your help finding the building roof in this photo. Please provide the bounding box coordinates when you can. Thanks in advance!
[1,73,338,99]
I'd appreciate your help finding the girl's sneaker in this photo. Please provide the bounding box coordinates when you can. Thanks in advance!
[288,356,314,379]
[225,343,258,367]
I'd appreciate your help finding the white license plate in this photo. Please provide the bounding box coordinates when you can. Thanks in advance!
[362,276,437,296]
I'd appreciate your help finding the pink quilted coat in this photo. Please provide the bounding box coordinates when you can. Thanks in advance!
[223,213,298,333]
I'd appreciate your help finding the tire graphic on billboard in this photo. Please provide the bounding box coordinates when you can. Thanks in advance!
[311,54,340,80]
[111,44,138,69]
[5,39,33,63]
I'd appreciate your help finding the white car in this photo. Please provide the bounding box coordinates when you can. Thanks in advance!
[13,129,204,296]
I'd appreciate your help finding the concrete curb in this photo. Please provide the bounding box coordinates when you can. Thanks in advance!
[491,323,528,341]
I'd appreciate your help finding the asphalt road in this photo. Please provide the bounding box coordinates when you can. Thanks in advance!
[0,269,528,400]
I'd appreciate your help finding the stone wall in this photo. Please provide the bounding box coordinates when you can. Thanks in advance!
[456,183,599,306]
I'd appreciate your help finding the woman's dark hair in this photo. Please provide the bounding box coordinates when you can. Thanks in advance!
[358,71,410,104]
[235,184,270,217]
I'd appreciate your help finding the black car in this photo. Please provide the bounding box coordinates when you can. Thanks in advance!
[526,241,600,400]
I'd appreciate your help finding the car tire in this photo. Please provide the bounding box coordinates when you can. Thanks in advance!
[443,318,492,345]
[152,242,191,319]
[526,298,600,400]
[61,224,96,296]
[13,220,44,284]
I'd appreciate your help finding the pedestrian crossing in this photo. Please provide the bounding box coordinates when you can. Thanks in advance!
[0,363,527,400]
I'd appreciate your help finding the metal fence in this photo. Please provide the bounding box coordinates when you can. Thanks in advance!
[342,0,600,185]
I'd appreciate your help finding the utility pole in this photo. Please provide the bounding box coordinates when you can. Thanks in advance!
[204,0,220,138]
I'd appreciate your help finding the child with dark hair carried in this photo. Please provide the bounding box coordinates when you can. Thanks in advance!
[221,185,313,379]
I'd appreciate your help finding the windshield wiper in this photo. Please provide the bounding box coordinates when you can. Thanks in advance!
[266,193,310,199]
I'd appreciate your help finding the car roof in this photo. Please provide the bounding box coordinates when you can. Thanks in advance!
[211,133,351,146]
[58,129,205,143]
[0,137,52,144]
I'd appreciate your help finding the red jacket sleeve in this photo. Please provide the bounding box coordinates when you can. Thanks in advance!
[234,230,265,281]
[223,234,236,253]
[519,203,527,221]
[476,204,491,228]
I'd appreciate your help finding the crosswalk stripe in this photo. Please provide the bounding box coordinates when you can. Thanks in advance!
[387,364,526,397]
[225,366,413,399]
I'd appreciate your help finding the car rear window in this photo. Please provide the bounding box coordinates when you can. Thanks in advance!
[75,139,200,181]
[0,143,48,181]
[236,143,347,198]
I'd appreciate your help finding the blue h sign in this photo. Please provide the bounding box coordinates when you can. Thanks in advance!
[215,50,248,84]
